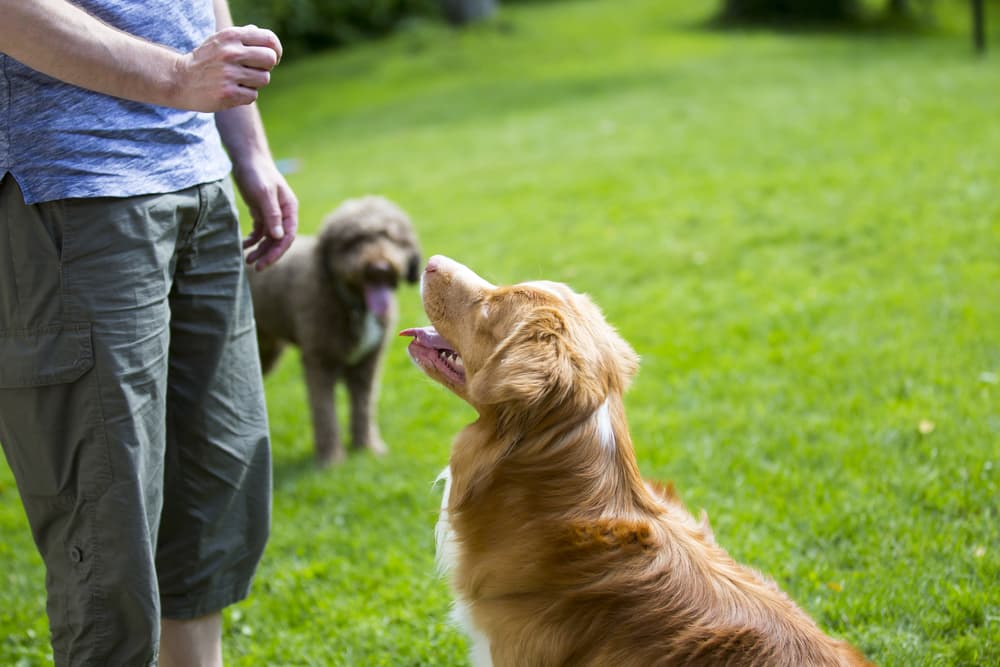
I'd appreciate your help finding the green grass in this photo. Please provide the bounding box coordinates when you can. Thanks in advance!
[2,1,999,664]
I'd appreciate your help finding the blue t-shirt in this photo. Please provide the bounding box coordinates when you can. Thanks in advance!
[0,0,232,204]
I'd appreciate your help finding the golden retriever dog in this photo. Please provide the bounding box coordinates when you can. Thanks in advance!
[401,255,871,667]
[250,195,420,465]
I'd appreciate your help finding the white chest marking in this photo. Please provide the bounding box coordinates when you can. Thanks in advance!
[434,466,458,576]
[345,311,384,365]
[435,466,493,667]
[595,398,615,453]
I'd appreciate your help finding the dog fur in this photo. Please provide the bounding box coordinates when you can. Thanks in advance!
[250,195,420,465]
[401,255,871,667]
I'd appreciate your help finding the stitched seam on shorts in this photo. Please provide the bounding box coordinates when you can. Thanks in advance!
[87,345,114,502]
[2,187,21,319]
[196,181,209,224]
[59,199,117,502]
[88,496,111,658]
[183,182,208,250]
[167,184,201,264]
[57,199,68,324]
[1,57,9,171]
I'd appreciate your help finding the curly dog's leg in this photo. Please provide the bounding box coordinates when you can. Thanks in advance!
[345,353,388,456]
[303,358,344,466]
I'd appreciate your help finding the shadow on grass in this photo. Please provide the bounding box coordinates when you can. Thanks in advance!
[272,452,319,492]
[272,447,396,493]
[314,67,703,143]
[698,4,962,39]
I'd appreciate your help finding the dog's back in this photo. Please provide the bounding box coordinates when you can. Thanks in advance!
[247,236,319,347]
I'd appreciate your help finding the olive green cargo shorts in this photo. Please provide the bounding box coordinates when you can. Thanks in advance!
[0,175,271,667]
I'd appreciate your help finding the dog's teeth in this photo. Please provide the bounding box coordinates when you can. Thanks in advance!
[435,350,463,369]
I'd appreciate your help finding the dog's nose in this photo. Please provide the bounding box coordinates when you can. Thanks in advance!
[364,261,396,284]
[427,255,460,274]
[426,255,443,273]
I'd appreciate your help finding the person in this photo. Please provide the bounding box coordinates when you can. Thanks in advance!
[0,0,298,665]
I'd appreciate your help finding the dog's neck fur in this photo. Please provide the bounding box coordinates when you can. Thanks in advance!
[325,277,388,365]
[331,277,365,318]
[442,390,869,667]
[449,392,651,519]
[445,390,661,616]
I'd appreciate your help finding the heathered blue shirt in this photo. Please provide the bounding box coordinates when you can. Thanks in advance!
[0,0,231,205]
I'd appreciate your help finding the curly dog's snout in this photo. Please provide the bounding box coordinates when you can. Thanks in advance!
[364,260,397,285]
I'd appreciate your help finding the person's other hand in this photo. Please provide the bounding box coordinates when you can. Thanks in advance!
[173,25,282,112]
[235,158,298,271]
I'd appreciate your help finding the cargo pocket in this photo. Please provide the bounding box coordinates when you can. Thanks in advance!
[0,323,92,387]
[0,323,110,498]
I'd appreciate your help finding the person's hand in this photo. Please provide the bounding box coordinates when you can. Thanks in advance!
[235,158,298,271]
[172,25,282,112]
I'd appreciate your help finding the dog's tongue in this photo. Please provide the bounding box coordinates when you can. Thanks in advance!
[398,326,455,352]
[364,285,394,319]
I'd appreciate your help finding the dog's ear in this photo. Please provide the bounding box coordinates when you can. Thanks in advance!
[406,252,422,284]
[316,226,339,279]
[468,308,584,419]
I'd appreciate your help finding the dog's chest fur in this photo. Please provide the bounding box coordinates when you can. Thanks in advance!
[436,466,494,667]
[320,278,390,366]
[344,310,384,365]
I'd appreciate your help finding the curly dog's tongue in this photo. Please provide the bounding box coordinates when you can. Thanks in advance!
[364,285,394,320]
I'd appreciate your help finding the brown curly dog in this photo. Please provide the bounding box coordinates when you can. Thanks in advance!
[250,195,420,465]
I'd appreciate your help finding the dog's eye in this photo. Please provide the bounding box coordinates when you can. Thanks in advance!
[339,236,364,251]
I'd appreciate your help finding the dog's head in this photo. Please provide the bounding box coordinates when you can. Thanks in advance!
[317,195,421,321]
[402,256,638,431]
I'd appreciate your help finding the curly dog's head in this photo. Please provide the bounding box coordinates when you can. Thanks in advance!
[317,195,422,321]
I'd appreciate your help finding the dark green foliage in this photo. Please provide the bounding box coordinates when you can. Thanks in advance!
[717,0,995,25]
[228,0,441,56]
[718,0,862,22]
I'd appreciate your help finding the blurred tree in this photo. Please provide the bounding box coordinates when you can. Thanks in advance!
[888,0,910,15]
[228,0,440,56]
[972,0,985,52]
[441,0,497,25]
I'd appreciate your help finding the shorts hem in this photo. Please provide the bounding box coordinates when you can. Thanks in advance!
[159,579,255,620]
[51,649,157,667]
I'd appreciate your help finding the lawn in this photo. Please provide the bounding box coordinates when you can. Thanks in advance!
[2,0,998,665]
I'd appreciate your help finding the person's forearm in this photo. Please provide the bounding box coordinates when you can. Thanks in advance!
[0,0,184,108]
[214,0,235,30]
[211,0,260,146]
[216,103,274,169]
[1,0,281,113]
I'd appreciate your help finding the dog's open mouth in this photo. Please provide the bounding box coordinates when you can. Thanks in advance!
[399,326,466,385]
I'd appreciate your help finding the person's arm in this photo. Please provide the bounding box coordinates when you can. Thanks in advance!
[0,0,281,112]
[213,0,298,270]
